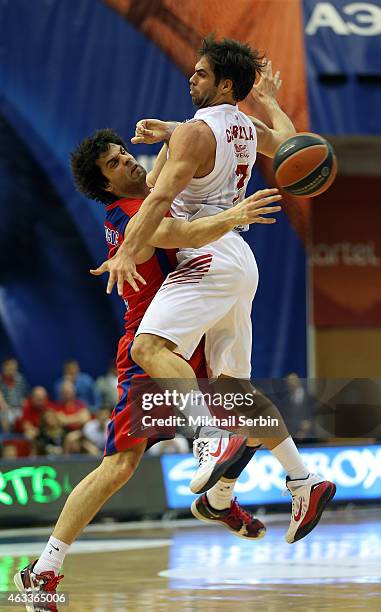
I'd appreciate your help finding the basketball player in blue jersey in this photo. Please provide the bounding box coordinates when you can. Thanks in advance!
[14,128,283,609]
[93,36,336,546]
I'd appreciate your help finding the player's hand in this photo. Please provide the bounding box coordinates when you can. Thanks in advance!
[90,249,146,295]
[233,189,282,225]
[251,59,282,101]
[131,119,174,145]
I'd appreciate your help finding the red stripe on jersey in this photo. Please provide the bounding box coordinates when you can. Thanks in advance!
[169,261,212,277]
[166,269,209,281]
[166,274,205,282]
[178,254,213,269]
[161,279,203,287]
[168,256,212,278]
[169,264,211,277]
[163,254,213,287]
[162,268,212,287]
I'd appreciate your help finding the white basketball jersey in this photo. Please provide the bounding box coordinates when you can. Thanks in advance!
[171,104,257,225]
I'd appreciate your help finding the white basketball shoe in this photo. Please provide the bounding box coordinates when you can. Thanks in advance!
[190,433,247,494]
[285,473,336,543]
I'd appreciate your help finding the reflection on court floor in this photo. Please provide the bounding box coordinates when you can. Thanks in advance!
[1,510,380,611]
[164,520,381,585]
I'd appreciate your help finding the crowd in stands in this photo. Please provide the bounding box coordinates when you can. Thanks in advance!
[1,356,375,459]
[0,356,193,459]
[0,357,115,458]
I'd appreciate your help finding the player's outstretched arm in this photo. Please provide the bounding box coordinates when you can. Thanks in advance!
[248,60,296,158]
[148,189,282,249]
[124,121,210,246]
[132,120,181,188]
[146,143,168,189]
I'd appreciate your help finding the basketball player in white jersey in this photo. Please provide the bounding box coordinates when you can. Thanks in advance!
[94,36,336,544]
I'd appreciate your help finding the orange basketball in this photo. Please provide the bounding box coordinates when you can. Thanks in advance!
[273,133,337,197]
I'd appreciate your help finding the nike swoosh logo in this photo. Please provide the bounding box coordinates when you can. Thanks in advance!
[51,545,59,551]
[294,499,303,522]
[210,436,223,458]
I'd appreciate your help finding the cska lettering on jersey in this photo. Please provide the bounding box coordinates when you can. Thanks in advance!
[105,225,120,246]
[226,124,255,144]
[305,2,381,36]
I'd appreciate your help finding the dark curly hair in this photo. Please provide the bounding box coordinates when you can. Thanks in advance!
[199,35,265,102]
[70,128,128,204]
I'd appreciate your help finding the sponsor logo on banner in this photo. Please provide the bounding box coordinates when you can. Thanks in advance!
[312,242,380,266]
[306,2,381,36]
[161,445,381,508]
[311,180,381,326]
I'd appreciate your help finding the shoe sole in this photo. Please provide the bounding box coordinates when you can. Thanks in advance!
[190,436,247,494]
[191,498,267,540]
[14,572,35,612]
[290,482,336,543]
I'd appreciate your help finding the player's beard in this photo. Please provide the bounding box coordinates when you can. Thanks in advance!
[192,89,217,109]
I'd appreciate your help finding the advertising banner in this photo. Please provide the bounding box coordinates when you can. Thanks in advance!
[0,456,166,525]
[303,0,381,134]
[304,0,381,72]
[311,177,381,327]
[161,444,381,508]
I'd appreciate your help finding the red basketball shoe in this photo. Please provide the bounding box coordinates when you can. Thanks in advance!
[285,473,336,543]
[191,494,266,539]
[14,560,64,612]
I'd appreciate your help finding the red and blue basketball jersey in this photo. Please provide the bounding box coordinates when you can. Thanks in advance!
[105,198,178,334]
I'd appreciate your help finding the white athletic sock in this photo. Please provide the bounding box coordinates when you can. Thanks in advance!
[34,537,70,576]
[271,437,309,480]
[206,479,236,510]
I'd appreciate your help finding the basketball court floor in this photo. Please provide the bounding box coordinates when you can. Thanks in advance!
[1,508,380,611]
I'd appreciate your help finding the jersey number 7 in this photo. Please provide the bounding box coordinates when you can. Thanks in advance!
[233,164,249,203]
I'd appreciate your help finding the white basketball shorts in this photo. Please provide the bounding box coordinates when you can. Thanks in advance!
[136,231,259,378]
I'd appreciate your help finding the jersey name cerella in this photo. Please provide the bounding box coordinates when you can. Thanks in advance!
[226,124,255,143]
[171,104,257,223]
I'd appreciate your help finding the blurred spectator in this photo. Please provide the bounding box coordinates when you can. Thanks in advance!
[54,360,100,412]
[0,390,10,433]
[283,373,315,441]
[36,408,99,456]
[18,386,57,441]
[55,380,91,431]
[1,443,18,459]
[35,409,66,456]
[82,407,111,452]
[95,362,118,408]
[63,429,101,456]
[0,357,29,426]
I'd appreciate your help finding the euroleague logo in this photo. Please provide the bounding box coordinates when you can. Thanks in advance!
[306,2,381,36]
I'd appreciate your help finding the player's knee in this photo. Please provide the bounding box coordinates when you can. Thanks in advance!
[130,336,144,366]
[131,334,158,367]
[121,450,142,475]
[101,447,143,491]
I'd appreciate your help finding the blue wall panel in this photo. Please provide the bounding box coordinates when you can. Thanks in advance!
[0,0,308,388]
